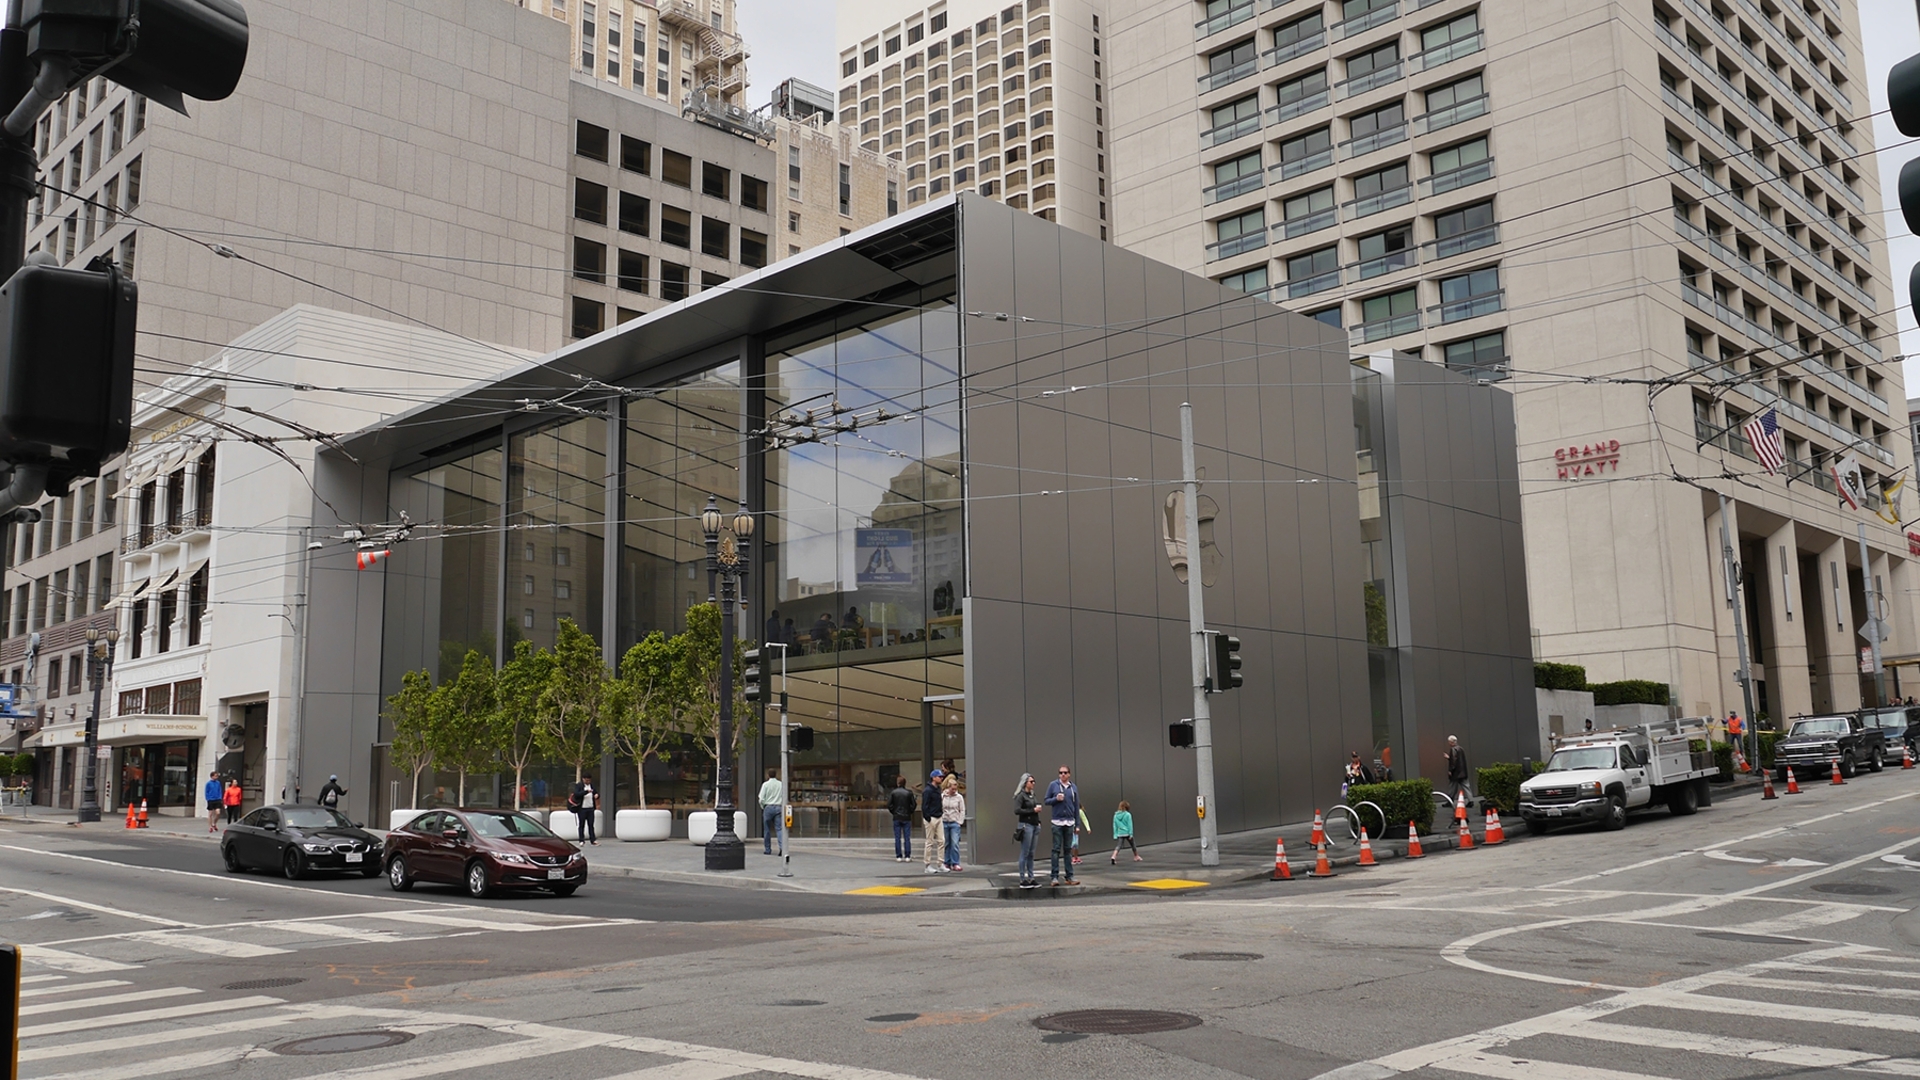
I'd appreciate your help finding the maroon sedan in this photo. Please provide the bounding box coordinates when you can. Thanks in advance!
[384,809,587,898]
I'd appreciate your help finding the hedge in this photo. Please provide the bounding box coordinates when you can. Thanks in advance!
[1534,662,1587,691]
[1346,777,1434,837]
[1476,761,1544,813]
[1758,730,1777,770]
[1709,740,1734,778]
[1590,680,1670,706]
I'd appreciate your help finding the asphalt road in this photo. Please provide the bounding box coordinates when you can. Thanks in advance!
[5,769,1919,1079]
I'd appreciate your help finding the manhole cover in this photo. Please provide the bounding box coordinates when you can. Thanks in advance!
[274,1030,414,1056]
[867,1013,919,1022]
[1177,952,1262,962]
[1035,1010,1203,1035]
[1697,930,1804,945]
[222,977,306,991]
[770,999,825,1007]
[1812,882,1896,896]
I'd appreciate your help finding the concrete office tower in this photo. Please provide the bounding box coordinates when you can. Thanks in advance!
[522,0,751,109]
[838,0,1112,236]
[771,80,907,258]
[1106,0,1913,722]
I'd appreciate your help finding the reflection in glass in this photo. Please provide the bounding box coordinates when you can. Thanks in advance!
[509,418,606,652]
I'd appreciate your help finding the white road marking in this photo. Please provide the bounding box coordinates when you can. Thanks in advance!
[1882,854,1920,870]
[356,910,646,934]
[1428,1050,1676,1080]
[20,944,138,973]
[1770,857,1828,867]
[1559,1019,1889,1068]
[20,973,66,984]
[121,930,290,957]
[251,918,409,943]
[287,1036,592,1079]
[19,986,200,1015]
[599,1063,754,1080]
[0,884,191,927]
[1733,904,1868,935]
[26,1045,260,1080]
[1691,974,1920,1002]
[19,979,129,997]
[20,995,284,1038]
[1704,850,1767,864]
[18,1005,342,1061]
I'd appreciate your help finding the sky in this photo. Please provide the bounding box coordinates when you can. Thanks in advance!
[737,0,840,95]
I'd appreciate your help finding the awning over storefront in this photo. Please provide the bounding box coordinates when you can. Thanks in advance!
[115,578,151,606]
[181,557,209,583]
[23,714,210,750]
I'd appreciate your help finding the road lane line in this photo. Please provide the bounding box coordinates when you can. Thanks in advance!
[20,979,128,998]
[18,1005,342,1061]
[19,995,284,1038]
[0,843,491,907]
[122,930,290,957]
[1427,1050,1678,1080]
[293,1036,592,1080]
[356,911,647,933]
[20,974,65,984]
[597,1063,754,1080]
[0,883,192,927]
[254,919,408,943]
[1716,975,1920,1001]
[28,1045,258,1080]
[1639,986,1920,1032]
[1559,1019,1888,1067]
[1732,903,1869,934]
[20,986,200,1015]
[20,945,138,973]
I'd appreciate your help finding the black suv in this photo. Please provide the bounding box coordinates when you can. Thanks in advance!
[1858,706,1920,759]
[1774,714,1888,781]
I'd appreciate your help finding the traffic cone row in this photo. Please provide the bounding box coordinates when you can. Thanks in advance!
[1785,766,1801,795]
[1761,769,1777,800]
[1272,836,1292,881]
[1483,808,1506,845]
[1831,759,1846,786]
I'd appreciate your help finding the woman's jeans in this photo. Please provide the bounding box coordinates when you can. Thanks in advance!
[942,820,961,866]
[1017,822,1038,880]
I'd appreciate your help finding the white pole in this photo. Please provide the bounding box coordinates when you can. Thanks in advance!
[1181,403,1219,866]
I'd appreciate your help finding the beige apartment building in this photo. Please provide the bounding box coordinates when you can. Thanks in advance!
[517,0,752,109]
[838,0,1112,236]
[1104,0,1910,722]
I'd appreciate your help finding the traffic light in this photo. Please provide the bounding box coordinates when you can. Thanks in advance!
[789,725,814,752]
[1169,721,1194,748]
[0,259,135,478]
[1890,54,1920,319]
[5,0,249,131]
[741,647,761,703]
[1212,633,1243,691]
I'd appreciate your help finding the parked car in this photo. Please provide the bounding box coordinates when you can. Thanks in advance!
[222,805,383,879]
[1857,706,1920,759]
[384,808,586,898]
[1774,714,1887,780]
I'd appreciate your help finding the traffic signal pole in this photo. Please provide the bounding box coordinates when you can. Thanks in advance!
[0,3,50,522]
[1180,403,1219,866]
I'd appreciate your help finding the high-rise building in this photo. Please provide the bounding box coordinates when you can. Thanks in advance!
[518,0,751,109]
[1107,0,1911,721]
[837,0,1111,236]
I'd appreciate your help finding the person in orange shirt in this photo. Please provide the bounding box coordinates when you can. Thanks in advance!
[222,776,243,823]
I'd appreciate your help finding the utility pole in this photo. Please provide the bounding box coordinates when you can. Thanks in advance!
[1720,493,1757,758]
[775,643,790,878]
[1180,403,1219,866]
[1859,521,1886,708]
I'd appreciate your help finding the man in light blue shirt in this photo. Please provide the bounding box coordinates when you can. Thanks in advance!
[758,768,784,855]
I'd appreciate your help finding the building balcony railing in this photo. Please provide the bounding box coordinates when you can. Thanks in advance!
[1423,222,1498,261]
[1266,89,1330,126]
[1204,171,1267,204]
[1206,231,1269,261]
[1413,93,1487,134]
[1351,248,1418,280]
[1335,62,1402,100]
[1201,112,1265,148]
[1446,354,1511,382]
[1278,206,1339,239]
[1330,2,1399,41]
[1201,56,1261,92]
[1420,154,1494,195]
[1429,289,1503,324]
[1286,267,1343,298]
[124,510,212,553]
[1411,30,1483,72]
[1274,148,1334,181]
[1339,122,1407,159]
[1349,310,1421,344]
[1343,183,1412,220]
[1264,30,1327,69]
[1196,0,1256,39]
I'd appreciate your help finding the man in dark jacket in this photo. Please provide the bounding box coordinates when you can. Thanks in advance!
[317,775,347,810]
[1446,735,1470,803]
[921,770,945,873]
[887,775,917,862]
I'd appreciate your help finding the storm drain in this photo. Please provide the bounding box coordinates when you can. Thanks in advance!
[273,1031,414,1056]
[1812,882,1896,896]
[1035,1010,1203,1035]
[1178,952,1261,962]
[222,977,306,991]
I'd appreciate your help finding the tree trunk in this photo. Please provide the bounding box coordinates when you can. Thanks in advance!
[457,768,467,807]
[410,765,424,809]
[512,765,524,809]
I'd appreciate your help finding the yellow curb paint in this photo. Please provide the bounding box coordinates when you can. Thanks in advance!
[1127,878,1210,890]
[844,885,928,896]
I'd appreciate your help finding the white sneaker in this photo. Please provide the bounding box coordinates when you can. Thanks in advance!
[924,865,936,874]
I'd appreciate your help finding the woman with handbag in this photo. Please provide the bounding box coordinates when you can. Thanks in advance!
[1012,773,1041,889]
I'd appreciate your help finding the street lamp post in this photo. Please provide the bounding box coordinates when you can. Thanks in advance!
[77,626,120,823]
[700,494,753,872]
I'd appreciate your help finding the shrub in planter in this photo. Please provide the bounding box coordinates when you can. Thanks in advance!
[1758,730,1777,770]
[1346,778,1434,837]
[1709,740,1733,779]
[1534,662,1587,691]
[1590,680,1670,706]
[1476,763,1533,814]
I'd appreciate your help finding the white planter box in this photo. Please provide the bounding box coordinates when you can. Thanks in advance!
[616,808,673,841]
[550,809,603,838]
[687,810,748,845]
[514,809,546,827]
[389,809,425,832]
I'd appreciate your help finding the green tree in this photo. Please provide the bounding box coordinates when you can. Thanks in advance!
[682,603,757,793]
[494,639,554,809]
[537,619,614,783]
[385,668,436,809]
[609,629,694,807]
[430,649,498,806]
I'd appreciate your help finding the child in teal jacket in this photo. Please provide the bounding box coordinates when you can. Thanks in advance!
[1110,801,1140,864]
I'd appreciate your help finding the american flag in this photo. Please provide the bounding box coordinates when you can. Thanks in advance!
[1742,409,1784,475]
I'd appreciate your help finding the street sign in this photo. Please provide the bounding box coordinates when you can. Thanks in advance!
[1858,618,1891,645]
[1861,647,1881,675]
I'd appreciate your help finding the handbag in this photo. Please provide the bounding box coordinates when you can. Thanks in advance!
[1013,826,1024,844]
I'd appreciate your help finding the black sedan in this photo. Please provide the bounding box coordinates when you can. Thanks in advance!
[222,805,384,879]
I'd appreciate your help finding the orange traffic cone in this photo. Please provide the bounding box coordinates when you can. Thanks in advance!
[1830,759,1846,786]
[1453,792,1469,831]
[1785,766,1801,795]
[1761,769,1777,800]
[1271,837,1293,881]
[1904,744,1915,770]
[1405,820,1426,859]
[1456,806,1475,850]
[1307,840,1337,878]
[1309,810,1326,848]
[1483,808,1506,845]
[123,803,136,829]
[1357,827,1377,867]
[1733,745,1751,774]
[136,799,149,828]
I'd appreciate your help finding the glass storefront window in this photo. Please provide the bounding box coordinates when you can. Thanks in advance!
[386,444,502,683]
[509,418,607,651]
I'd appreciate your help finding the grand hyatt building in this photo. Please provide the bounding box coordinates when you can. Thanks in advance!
[306,196,1533,848]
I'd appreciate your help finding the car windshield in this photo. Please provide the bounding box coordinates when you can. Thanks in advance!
[1789,718,1848,736]
[1544,747,1618,772]
[1862,710,1909,731]
[281,808,353,829]
[464,812,553,839]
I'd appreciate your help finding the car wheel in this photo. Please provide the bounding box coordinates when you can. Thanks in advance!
[1841,753,1857,779]
[550,885,578,898]
[1667,782,1699,817]
[282,849,306,881]
[387,854,414,891]
[465,860,491,899]
[222,843,245,873]
[1868,747,1885,773]
[1602,795,1627,831]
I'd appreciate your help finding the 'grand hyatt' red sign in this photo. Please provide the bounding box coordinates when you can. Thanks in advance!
[1555,440,1621,480]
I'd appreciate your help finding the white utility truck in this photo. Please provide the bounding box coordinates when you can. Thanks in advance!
[1517,717,1720,834]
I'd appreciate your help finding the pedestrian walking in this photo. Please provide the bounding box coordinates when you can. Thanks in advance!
[317,774,346,810]
[1446,735,1470,804]
[940,776,966,871]
[1110,800,1140,864]
[222,776,243,823]
[1046,765,1080,886]
[204,770,224,833]
[1013,773,1041,888]
[569,779,598,845]
[758,768,784,856]
[922,769,945,873]
[888,774,918,862]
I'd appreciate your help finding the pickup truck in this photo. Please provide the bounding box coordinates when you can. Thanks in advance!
[1857,706,1919,760]
[1773,714,1886,780]
[1518,717,1719,834]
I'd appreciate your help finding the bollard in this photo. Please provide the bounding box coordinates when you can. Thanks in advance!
[3,941,20,1080]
